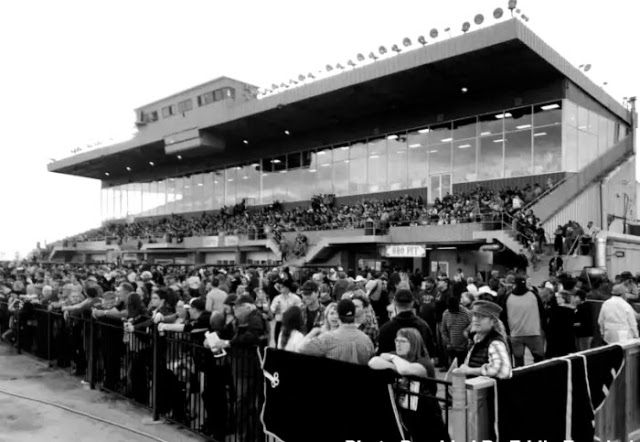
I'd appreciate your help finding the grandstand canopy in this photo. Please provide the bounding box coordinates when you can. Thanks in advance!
[49,19,631,184]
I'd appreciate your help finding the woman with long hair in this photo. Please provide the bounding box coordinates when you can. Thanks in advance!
[277,306,305,352]
[458,300,512,379]
[369,328,450,442]
[546,290,577,358]
[321,302,339,332]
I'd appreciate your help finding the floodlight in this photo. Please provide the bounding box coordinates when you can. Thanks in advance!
[149,161,155,166]
[289,79,297,85]
[336,63,344,70]
[493,8,504,18]
[403,37,412,47]
[177,155,182,160]
[272,84,278,90]
[369,52,378,61]
[307,73,315,79]
[379,46,387,55]
[508,0,517,14]
[348,60,356,67]
[326,64,333,72]
[392,44,401,53]
[280,83,287,88]
[474,14,484,24]
[357,53,365,62]
[417,35,427,45]
[584,64,592,72]
[298,74,305,81]
[126,166,131,171]
[462,22,470,33]
[105,172,110,176]
[429,28,438,39]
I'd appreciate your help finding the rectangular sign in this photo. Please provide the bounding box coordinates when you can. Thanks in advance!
[122,253,138,262]
[202,236,219,248]
[174,257,188,265]
[224,235,239,247]
[385,245,426,258]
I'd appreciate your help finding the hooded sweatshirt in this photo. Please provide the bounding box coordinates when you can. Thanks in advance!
[378,310,435,357]
[502,281,545,337]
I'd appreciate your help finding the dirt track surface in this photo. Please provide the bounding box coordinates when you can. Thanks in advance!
[0,344,205,442]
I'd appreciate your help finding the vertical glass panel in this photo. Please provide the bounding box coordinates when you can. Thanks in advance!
[387,135,407,191]
[120,185,128,218]
[317,163,332,195]
[106,187,114,220]
[607,118,615,149]
[113,187,121,219]
[240,163,260,204]
[166,179,176,214]
[272,170,288,202]
[428,143,451,175]
[453,117,477,140]
[148,181,158,216]
[504,129,532,177]
[157,180,167,215]
[101,188,107,220]
[563,124,578,172]
[533,125,562,174]
[225,168,236,206]
[349,157,367,195]
[577,106,589,131]
[578,130,598,169]
[286,169,302,201]
[430,123,452,144]
[533,101,562,127]
[587,110,598,133]
[430,175,440,203]
[202,173,213,212]
[141,182,150,215]
[504,106,533,132]
[316,148,332,165]
[478,135,504,180]
[172,179,183,214]
[453,139,477,183]
[407,129,429,189]
[368,137,387,193]
[563,100,578,127]
[597,114,608,155]
[182,177,194,213]
[332,158,349,196]
[332,145,349,162]
[212,171,224,209]
[191,175,203,212]
[442,174,451,198]
[300,151,315,200]
[479,112,504,137]
[349,140,367,159]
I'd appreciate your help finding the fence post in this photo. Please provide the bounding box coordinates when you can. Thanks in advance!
[16,310,21,355]
[88,318,96,389]
[151,325,160,422]
[450,369,467,442]
[47,310,52,366]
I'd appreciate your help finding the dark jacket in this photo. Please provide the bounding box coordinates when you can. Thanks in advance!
[230,310,268,347]
[378,311,435,357]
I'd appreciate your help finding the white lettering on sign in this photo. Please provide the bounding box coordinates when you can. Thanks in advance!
[385,245,426,258]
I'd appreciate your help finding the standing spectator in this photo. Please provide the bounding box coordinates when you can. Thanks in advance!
[598,284,639,343]
[417,277,438,336]
[572,289,594,351]
[299,280,325,333]
[441,295,471,369]
[501,275,545,367]
[301,299,374,365]
[545,290,577,358]
[205,278,227,314]
[554,225,565,255]
[276,306,306,352]
[332,272,350,301]
[549,251,563,277]
[270,279,302,340]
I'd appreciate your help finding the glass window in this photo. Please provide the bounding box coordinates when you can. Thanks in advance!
[210,172,223,209]
[286,169,303,201]
[607,118,615,148]
[504,129,532,177]
[349,157,367,195]
[177,99,193,113]
[533,101,562,127]
[533,125,562,174]
[428,143,451,175]
[183,178,194,213]
[563,100,578,127]
[214,89,224,101]
[563,124,578,172]
[453,117,477,140]
[166,179,176,214]
[156,180,167,215]
[453,139,477,183]
[237,163,260,204]
[387,135,408,191]
[130,183,143,216]
[578,130,598,170]
[106,187,114,220]
[368,138,387,192]
[225,168,236,206]
[577,106,589,131]
[478,135,504,180]
[597,114,608,155]
[332,145,349,162]
[173,179,185,214]
[504,107,532,132]
[316,148,331,165]
[333,158,350,196]
[317,162,332,195]
[408,145,428,189]
[479,112,504,137]
[301,168,317,201]
[271,170,288,202]
[587,110,598,134]
[113,187,121,219]
[429,123,452,145]
[101,188,107,220]
[202,173,213,212]
[191,175,204,212]
[348,139,366,159]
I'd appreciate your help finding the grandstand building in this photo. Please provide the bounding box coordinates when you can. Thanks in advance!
[48,19,637,281]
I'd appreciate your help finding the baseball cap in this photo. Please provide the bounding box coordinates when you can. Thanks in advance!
[189,298,206,311]
[337,299,356,318]
[394,289,414,305]
[477,286,497,297]
[300,280,319,294]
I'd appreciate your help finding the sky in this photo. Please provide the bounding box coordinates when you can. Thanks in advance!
[0,0,638,259]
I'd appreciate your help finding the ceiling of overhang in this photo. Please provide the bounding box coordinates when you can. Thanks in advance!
[55,39,562,182]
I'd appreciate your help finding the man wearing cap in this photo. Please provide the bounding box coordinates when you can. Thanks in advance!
[299,280,325,333]
[270,279,302,340]
[597,284,639,344]
[301,299,374,365]
[213,295,269,348]
[332,271,350,300]
[500,275,545,367]
[378,289,435,358]
[205,278,228,314]
[159,298,212,337]
[458,300,512,379]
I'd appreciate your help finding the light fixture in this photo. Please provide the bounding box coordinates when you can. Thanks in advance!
[336,63,344,70]
[197,183,203,186]
[402,37,412,47]
[149,161,155,166]
[458,144,472,149]
[326,64,333,72]
[508,0,517,15]
[184,185,190,189]
[284,130,290,135]
[236,166,242,170]
[370,154,380,159]
[321,163,330,167]
[317,151,327,155]
[409,143,422,148]
[298,74,305,82]
[493,139,505,143]
[392,44,401,53]
[480,131,491,136]
[418,128,430,134]
[243,140,249,144]
[474,14,484,25]
[534,132,547,137]
[379,46,387,55]
[279,170,287,174]
[429,150,438,153]
[493,8,504,19]
[462,22,471,33]
[441,138,453,142]
[344,159,350,163]
[341,146,349,150]
[516,124,532,130]
[177,155,182,160]
[461,87,468,93]
[541,103,560,111]
[214,180,218,184]
[126,166,131,171]
[271,159,281,164]
[430,29,438,39]
[495,112,513,119]
[309,169,317,173]
[357,53,365,62]
[417,36,427,45]
[387,134,398,140]
[228,179,233,182]
[105,172,110,176]
[369,52,378,61]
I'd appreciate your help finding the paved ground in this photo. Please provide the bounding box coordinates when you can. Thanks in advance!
[0,344,205,442]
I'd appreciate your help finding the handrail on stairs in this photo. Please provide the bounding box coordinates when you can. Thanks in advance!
[522,175,569,212]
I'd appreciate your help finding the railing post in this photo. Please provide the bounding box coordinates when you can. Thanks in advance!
[450,369,467,442]
[47,310,52,366]
[89,318,96,389]
[16,309,21,355]
[151,325,160,422]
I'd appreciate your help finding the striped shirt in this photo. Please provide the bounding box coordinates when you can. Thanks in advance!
[301,324,375,365]
[441,307,471,351]
[465,334,512,379]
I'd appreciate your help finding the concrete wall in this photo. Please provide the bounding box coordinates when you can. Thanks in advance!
[390,223,484,244]
[602,156,637,231]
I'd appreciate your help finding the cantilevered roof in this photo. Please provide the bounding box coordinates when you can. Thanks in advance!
[49,19,631,181]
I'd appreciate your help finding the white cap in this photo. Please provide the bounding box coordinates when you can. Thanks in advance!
[478,286,497,297]
[355,275,366,283]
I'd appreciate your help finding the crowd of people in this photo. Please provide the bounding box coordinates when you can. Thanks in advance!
[59,180,555,248]
[1,253,638,439]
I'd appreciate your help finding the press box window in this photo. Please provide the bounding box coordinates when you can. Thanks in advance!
[178,99,193,113]
[197,92,215,106]
[214,89,224,101]
[161,105,176,118]
[148,111,159,122]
